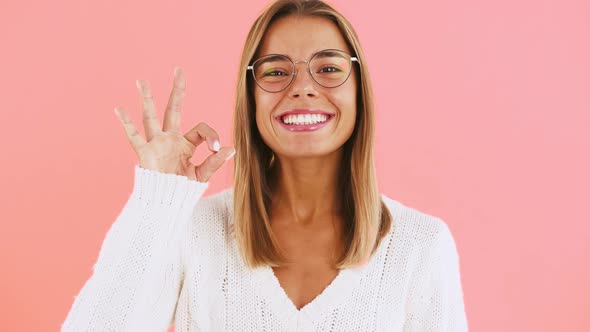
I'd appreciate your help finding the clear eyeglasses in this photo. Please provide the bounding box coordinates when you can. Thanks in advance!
[247,49,360,93]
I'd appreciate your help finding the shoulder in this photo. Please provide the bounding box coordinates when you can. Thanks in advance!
[380,194,452,239]
[193,187,233,217]
[379,194,458,260]
[188,187,234,239]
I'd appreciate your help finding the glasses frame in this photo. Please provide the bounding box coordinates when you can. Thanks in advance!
[247,48,360,93]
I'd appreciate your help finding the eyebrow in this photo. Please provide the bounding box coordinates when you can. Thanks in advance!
[256,55,288,65]
[313,50,347,59]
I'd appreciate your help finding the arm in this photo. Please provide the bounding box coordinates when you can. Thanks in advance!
[62,165,208,331]
[404,220,469,331]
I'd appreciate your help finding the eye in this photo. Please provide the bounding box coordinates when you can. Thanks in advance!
[317,66,343,73]
[263,69,289,77]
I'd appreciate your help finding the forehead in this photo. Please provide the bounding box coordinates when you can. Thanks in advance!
[257,15,351,59]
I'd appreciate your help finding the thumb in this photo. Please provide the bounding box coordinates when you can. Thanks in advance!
[194,147,235,182]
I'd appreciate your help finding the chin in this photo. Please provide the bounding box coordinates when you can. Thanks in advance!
[275,143,344,160]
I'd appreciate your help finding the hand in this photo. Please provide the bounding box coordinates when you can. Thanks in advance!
[114,67,235,182]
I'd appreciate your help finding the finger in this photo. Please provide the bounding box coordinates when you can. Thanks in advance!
[195,147,235,182]
[114,107,146,151]
[163,67,186,133]
[184,122,221,152]
[136,79,162,141]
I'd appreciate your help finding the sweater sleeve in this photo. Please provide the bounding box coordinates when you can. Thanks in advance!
[61,165,208,332]
[403,220,469,332]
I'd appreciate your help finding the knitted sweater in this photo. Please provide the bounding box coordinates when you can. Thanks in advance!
[62,165,468,331]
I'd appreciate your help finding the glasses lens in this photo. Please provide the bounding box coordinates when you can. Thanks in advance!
[252,55,293,92]
[309,50,352,88]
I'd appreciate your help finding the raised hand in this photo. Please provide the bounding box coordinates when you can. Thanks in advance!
[114,67,235,182]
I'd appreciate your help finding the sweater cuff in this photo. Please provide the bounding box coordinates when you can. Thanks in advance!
[130,164,209,208]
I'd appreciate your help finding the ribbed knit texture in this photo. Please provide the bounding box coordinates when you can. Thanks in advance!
[62,165,468,331]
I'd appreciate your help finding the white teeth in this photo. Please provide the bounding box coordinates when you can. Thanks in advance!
[282,114,329,125]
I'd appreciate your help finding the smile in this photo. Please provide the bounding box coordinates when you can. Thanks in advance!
[275,110,335,132]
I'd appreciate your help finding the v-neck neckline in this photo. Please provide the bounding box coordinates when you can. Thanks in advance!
[253,261,367,325]
[226,190,398,326]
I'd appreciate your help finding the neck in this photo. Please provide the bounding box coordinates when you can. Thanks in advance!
[270,149,343,226]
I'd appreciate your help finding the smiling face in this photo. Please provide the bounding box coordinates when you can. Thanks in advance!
[254,15,357,159]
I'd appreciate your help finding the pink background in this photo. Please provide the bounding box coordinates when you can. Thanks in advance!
[1,0,589,331]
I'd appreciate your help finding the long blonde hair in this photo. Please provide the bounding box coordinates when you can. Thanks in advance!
[233,0,392,269]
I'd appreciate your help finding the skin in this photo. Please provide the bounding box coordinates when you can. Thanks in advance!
[114,68,235,182]
[254,15,357,310]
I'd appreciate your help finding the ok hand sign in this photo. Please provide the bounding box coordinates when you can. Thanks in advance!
[114,67,235,182]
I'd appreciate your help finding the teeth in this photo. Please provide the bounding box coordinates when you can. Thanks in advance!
[282,114,329,125]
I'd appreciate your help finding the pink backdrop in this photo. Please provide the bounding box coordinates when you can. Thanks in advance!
[1,0,588,331]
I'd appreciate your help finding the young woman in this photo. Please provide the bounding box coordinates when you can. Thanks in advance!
[63,0,468,330]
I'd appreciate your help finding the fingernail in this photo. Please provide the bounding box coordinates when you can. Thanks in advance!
[174,67,180,78]
[114,108,119,116]
[212,140,220,152]
[135,80,142,91]
[225,149,236,160]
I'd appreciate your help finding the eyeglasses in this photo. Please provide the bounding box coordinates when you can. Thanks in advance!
[247,49,360,93]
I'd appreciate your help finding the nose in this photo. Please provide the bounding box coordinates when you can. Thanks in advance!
[288,61,318,98]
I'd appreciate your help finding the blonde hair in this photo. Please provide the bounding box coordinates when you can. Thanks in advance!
[233,0,392,269]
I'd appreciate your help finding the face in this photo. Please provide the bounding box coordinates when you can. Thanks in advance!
[253,15,357,160]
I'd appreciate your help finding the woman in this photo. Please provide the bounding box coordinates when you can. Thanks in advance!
[63,0,468,331]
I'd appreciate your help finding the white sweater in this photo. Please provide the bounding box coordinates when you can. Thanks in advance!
[62,165,468,331]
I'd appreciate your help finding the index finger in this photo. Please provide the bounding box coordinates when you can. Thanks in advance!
[184,122,221,152]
